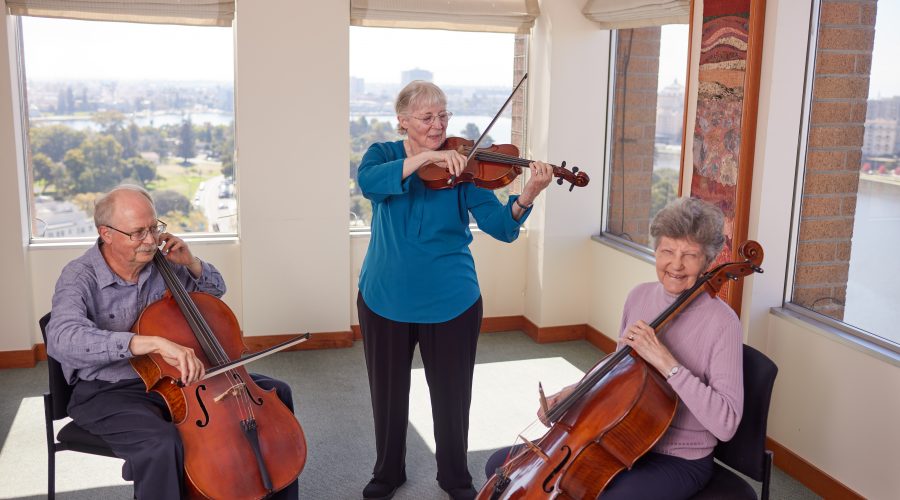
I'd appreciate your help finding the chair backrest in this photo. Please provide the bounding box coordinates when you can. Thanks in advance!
[713,344,778,482]
[39,312,75,420]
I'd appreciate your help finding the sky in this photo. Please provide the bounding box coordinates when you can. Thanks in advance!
[868,1,900,99]
[21,17,234,81]
[349,27,514,87]
[658,24,689,91]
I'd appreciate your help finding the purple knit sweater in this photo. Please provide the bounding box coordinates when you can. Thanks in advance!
[618,282,744,460]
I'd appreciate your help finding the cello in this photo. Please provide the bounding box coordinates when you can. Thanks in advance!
[130,250,307,499]
[478,241,764,499]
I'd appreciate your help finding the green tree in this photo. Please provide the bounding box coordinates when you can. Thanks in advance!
[152,190,191,216]
[461,123,493,145]
[32,153,55,191]
[30,125,86,162]
[177,119,196,165]
[651,168,679,217]
[123,156,157,185]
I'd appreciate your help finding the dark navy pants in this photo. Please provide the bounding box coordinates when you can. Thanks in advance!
[358,293,483,492]
[484,446,714,499]
[68,373,299,499]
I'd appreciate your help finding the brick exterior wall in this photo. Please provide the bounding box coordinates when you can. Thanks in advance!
[794,0,877,320]
[607,27,661,246]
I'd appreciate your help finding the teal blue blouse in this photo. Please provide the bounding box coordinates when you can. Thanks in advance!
[358,140,531,323]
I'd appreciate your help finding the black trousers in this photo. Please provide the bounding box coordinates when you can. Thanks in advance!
[358,293,483,491]
[68,373,299,499]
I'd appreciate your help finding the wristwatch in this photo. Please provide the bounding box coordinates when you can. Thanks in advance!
[666,365,680,379]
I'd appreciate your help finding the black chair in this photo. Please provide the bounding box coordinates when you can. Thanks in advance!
[691,344,779,500]
[40,312,120,499]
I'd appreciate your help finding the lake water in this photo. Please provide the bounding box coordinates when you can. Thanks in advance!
[844,176,900,344]
[31,111,234,130]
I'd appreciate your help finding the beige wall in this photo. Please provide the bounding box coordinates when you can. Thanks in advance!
[1,0,899,497]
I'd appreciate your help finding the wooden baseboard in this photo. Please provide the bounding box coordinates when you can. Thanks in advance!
[243,331,355,352]
[481,315,525,333]
[766,437,863,499]
[585,324,617,353]
[0,346,41,369]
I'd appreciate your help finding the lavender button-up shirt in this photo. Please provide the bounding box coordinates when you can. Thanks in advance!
[46,241,226,384]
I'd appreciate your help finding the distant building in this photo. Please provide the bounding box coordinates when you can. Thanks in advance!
[33,195,95,238]
[656,79,685,145]
[401,68,433,86]
[350,77,365,97]
[863,118,897,157]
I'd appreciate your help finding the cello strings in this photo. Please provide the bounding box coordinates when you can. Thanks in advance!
[155,252,255,420]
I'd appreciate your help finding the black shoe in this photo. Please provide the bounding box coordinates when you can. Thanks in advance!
[362,478,402,500]
[445,485,478,500]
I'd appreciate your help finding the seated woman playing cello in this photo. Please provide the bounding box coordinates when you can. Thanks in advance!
[484,197,744,499]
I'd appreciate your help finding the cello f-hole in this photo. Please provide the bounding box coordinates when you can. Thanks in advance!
[195,385,210,427]
[234,372,264,406]
[542,445,572,493]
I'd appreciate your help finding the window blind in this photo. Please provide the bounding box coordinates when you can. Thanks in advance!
[350,0,539,34]
[6,0,234,27]
[582,0,689,29]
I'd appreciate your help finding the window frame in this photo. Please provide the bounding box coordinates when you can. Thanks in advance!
[15,15,238,244]
[599,26,689,257]
[784,0,900,356]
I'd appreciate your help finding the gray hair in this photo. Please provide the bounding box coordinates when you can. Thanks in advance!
[394,80,446,135]
[650,197,726,265]
[94,184,154,228]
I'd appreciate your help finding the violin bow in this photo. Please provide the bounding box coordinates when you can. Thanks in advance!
[448,73,529,184]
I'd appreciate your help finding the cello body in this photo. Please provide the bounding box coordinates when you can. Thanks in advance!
[479,354,676,499]
[131,287,306,499]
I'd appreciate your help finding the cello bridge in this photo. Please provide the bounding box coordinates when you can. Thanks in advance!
[213,382,246,403]
[518,434,549,462]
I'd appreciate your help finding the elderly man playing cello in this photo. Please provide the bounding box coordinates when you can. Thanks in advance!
[46,184,298,499]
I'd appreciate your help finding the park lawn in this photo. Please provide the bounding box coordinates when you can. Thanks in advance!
[149,157,223,198]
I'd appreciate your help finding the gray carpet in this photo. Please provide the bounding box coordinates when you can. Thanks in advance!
[0,331,819,499]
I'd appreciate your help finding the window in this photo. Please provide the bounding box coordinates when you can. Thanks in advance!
[604,24,689,248]
[20,17,235,240]
[349,27,527,229]
[790,0,899,351]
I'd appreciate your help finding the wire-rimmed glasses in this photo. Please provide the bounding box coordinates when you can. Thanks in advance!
[105,219,167,241]
[409,112,453,126]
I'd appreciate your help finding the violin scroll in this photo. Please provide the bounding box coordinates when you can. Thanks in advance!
[553,160,590,192]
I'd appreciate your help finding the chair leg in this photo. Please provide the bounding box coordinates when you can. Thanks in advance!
[43,394,56,500]
[48,449,55,500]
[761,450,774,500]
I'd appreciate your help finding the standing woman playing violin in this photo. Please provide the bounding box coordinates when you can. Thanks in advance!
[484,197,744,499]
[357,80,552,500]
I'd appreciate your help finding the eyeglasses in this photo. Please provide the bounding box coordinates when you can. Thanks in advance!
[409,112,453,126]
[105,220,167,241]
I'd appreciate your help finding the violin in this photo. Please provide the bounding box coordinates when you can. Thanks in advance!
[130,251,307,499]
[417,137,590,192]
[478,241,764,499]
